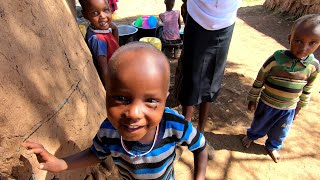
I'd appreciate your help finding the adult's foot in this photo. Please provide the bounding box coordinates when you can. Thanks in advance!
[241,136,253,148]
[207,143,214,160]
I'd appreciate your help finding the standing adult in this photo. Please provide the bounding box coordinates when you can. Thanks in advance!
[178,0,241,134]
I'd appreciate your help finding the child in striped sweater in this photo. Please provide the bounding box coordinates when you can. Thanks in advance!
[22,42,208,179]
[242,14,320,163]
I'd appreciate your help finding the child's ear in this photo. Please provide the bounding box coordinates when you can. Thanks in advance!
[288,34,291,45]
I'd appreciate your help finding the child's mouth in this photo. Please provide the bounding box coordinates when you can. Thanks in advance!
[99,21,108,27]
[123,125,143,132]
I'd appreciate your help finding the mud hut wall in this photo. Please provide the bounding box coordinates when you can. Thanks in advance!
[264,0,320,16]
[0,0,106,179]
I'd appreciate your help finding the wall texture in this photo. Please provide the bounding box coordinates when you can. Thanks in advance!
[0,0,109,179]
[264,0,320,16]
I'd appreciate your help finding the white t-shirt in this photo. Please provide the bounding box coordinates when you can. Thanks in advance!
[187,0,241,30]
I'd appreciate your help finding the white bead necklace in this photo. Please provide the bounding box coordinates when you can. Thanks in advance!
[120,125,159,158]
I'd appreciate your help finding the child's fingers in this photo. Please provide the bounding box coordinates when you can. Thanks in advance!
[39,163,46,170]
[21,140,44,149]
[26,147,51,163]
[38,163,60,172]
[38,160,67,173]
[26,147,45,155]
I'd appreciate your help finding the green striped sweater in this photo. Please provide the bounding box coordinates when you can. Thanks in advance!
[247,50,319,110]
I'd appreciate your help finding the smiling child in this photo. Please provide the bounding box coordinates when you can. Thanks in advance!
[22,42,208,179]
[80,0,120,87]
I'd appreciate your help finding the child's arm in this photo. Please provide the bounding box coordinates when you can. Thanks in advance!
[97,55,108,88]
[159,13,164,23]
[293,106,301,120]
[247,56,274,111]
[177,118,207,179]
[295,67,319,119]
[21,140,101,172]
[110,22,119,43]
[177,11,181,29]
[193,147,208,180]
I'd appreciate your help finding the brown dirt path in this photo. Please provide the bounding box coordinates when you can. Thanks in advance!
[114,0,320,179]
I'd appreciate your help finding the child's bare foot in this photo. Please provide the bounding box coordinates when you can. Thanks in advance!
[241,136,253,148]
[266,148,281,163]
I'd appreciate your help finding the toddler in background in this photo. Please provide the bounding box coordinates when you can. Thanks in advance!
[159,0,182,57]
[80,0,119,87]
[242,14,320,163]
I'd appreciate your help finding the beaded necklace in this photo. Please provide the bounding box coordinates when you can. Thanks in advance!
[120,125,159,158]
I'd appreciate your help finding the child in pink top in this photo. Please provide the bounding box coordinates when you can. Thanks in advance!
[159,0,182,44]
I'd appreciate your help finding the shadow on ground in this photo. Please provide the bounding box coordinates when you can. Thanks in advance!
[238,5,320,58]
[204,132,266,155]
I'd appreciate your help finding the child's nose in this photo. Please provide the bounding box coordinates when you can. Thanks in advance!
[100,11,108,19]
[126,101,143,120]
[303,45,310,51]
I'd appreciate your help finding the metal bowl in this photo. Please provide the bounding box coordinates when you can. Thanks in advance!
[117,25,138,46]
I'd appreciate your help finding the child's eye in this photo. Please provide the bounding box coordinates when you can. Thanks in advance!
[295,40,302,44]
[146,98,158,104]
[103,8,110,13]
[309,41,317,46]
[91,11,100,17]
[113,96,130,103]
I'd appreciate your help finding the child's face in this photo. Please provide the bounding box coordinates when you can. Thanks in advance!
[83,0,112,30]
[106,50,169,143]
[288,25,320,59]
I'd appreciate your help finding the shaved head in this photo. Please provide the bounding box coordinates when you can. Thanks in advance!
[106,42,170,92]
[105,42,171,143]
[291,14,320,34]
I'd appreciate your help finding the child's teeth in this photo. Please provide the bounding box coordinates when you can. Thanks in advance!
[129,126,138,128]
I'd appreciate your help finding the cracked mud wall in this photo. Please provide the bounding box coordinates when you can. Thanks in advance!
[0,0,107,179]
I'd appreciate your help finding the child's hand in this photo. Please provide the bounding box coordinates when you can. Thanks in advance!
[247,101,256,112]
[293,106,301,120]
[110,22,119,43]
[21,140,67,172]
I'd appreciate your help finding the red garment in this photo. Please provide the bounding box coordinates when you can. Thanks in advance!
[108,0,118,12]
[96,33,119,62]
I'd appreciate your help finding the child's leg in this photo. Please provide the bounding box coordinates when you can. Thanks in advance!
[265,108,295,162]
[242,101,279,148]
[265,109,295,150]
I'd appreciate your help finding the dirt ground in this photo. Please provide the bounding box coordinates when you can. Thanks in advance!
[112,0,320,179]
